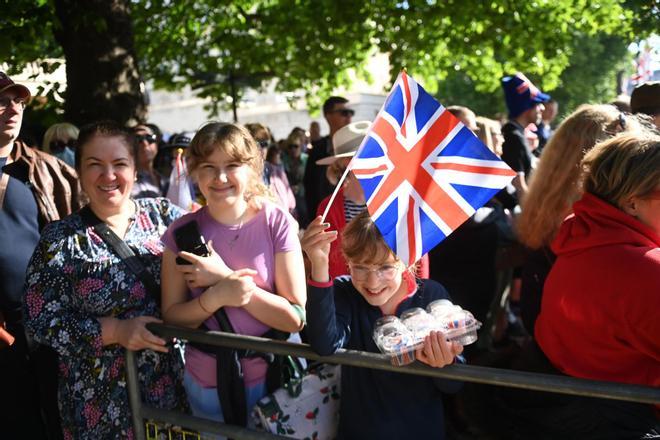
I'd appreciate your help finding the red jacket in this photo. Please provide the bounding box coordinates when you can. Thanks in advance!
[535,192,660,387]
[316,189,429,280]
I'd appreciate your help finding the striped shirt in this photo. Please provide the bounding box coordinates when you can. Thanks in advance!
[344,198,366,223]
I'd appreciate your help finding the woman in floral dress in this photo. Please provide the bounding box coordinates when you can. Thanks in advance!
[24,121,187,439]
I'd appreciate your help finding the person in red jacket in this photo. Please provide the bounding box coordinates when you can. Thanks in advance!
[533,131,660,437]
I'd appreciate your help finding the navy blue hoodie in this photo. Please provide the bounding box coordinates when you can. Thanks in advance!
[306,277,462,440]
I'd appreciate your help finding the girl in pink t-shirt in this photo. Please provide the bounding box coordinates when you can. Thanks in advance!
[161,122,306,426]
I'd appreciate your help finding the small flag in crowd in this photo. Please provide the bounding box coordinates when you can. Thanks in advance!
[349,71,516,267]
[166,148,195,211]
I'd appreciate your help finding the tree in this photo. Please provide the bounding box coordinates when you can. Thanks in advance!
[53,0,146,126]
[435,33,632,119]
[2,0,146,126]
[0,0,647,125]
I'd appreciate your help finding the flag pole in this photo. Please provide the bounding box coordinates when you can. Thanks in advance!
[320,164,353,223]
[321,70,408,223]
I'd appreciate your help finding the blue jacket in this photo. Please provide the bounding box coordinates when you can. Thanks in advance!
[306,277,462,440]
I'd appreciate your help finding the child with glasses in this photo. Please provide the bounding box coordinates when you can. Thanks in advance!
[302,211,463,439]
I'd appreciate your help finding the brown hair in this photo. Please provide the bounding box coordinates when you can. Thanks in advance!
[582,132,660,208]
[516,105,640,249]
[244,122,272,143]
[341,211,398,265]
[187,122,270,201]
[75,121,138,172]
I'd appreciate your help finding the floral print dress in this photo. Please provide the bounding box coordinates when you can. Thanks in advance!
[24,198,187,439]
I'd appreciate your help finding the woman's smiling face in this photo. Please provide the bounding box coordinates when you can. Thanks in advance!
[79,135,136,213]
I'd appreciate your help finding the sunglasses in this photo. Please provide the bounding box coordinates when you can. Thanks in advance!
[136,133,158,144]
[330,108,355,117]
[50,139,74,152]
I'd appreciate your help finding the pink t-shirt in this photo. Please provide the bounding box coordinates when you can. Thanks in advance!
[162,200,300,387]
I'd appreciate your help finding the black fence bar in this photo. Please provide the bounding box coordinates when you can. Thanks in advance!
[147,323,660,405]
[125,350,147,440]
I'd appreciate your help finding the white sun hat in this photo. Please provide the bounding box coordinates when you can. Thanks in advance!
[316,120,371,165]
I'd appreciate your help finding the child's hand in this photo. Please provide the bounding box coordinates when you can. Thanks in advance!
[416,330,463,368]
[300,216,337,283]
[176,239,231,288]
[300,216,337,265]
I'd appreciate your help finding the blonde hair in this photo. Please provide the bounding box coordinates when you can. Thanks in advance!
[286,128,306,148]
[187,122,271,201]
[42,122,79,153]
[516,104,639,249]
[582,132,660,208]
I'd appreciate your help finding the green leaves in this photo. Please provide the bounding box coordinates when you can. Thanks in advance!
[2,0,644,121]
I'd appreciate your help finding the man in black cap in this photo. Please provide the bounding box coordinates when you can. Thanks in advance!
[630,81,660,129]
[0,72,81,439]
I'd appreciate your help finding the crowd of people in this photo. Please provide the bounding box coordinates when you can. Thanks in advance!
[1,68,659,440]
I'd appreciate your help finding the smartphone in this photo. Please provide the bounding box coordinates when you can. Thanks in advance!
[173,221,211,265]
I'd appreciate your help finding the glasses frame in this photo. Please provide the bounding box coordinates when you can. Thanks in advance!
[348,263,401,281]
[0,96,27,112]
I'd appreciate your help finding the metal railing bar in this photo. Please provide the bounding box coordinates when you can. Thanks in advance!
[140,406,289,440]
[147,323,660,405]
[126,350,147,440]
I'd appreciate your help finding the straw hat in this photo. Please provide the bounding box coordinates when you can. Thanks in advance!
[316,120,371,165]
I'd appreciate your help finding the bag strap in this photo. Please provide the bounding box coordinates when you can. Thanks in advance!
[79,205,160,303]
[0,156,13,208]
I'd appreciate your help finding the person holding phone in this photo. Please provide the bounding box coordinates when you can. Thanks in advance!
[160,122,306,427]
[23,121,187,438]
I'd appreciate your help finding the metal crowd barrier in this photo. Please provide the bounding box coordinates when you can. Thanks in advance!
[124,323,660,440]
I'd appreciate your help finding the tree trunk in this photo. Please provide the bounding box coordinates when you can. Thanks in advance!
[53,0,146,127]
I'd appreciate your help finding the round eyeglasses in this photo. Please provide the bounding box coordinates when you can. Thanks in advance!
[349,264,400,281]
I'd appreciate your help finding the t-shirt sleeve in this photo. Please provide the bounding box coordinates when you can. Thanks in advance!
[267,202,301,254]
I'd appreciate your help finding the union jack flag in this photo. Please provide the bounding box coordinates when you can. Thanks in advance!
[350,72,516,267]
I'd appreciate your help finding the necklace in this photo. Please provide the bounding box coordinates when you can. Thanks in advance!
[228,206,248,249]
